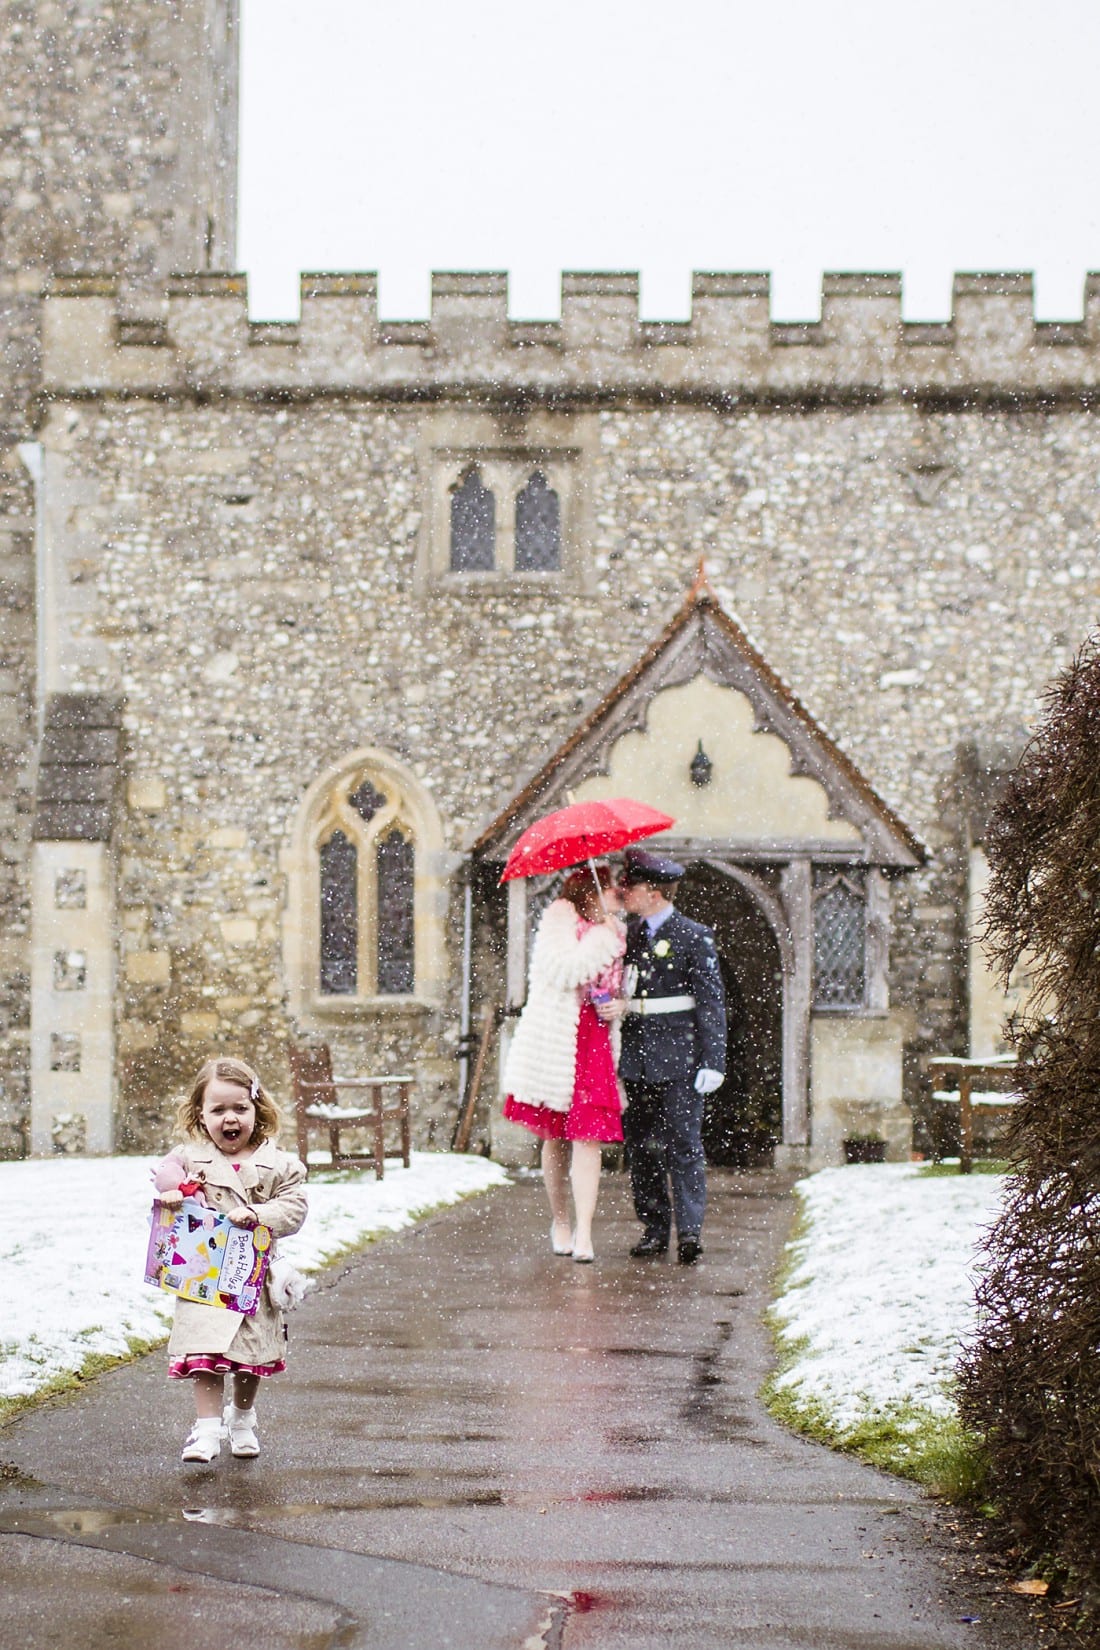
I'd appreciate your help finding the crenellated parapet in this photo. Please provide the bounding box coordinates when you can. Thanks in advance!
[40,270,1100,404]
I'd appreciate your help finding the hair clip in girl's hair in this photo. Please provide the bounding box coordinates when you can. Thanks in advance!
[249,1077,259,1100]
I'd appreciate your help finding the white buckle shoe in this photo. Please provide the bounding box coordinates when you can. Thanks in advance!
[223,1402,260,1458]
[181,1419,222,1463]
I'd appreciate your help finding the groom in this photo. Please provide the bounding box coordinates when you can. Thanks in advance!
[611,850,726,1265]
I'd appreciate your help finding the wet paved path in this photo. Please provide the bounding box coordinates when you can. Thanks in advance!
[0,1169,1033,1649]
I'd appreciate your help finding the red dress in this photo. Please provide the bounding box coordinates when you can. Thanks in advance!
[503,926,624,1143]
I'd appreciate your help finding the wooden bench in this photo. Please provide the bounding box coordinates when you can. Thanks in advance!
[289,1044,413,1178]
[926,1055,1020,1173]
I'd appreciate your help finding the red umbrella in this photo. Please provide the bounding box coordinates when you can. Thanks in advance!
[499,797,675,883]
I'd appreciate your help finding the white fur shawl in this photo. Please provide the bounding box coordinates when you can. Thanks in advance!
[503,899,623,1112]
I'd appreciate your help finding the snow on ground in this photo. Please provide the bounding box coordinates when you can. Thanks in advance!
[770,1162,1006,1433]
[0,1151,507,1400]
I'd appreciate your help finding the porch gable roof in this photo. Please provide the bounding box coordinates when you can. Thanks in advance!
[468,571,926,870]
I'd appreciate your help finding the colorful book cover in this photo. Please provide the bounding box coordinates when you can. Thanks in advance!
[145,1197,272,1315]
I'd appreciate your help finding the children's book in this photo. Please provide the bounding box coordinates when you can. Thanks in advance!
[145,1197,272,1315]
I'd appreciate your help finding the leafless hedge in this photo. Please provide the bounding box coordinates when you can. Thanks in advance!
[956,637,1100,1601]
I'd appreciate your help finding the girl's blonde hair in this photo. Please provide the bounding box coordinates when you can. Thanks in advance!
[177,1056,282,1145]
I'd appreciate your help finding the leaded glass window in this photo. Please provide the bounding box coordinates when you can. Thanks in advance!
[377,829,415,994]
[450,468,495,571]
[319,830,358,994]
[514,471,561,571]
[812,871,866,1008]
[316,773,418,998]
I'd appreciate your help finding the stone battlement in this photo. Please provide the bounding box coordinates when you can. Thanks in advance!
[40,270,1100,404]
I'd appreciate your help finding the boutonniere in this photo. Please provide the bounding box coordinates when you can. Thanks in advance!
[653,939,671,958]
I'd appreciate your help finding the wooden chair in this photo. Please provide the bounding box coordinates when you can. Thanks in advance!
[289,1044,412,1179]
[927,1055,1020,1173]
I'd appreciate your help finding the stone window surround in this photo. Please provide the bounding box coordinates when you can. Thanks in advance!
[415,409,597,594]
[282,745,449,1027]
[432,447,579,584]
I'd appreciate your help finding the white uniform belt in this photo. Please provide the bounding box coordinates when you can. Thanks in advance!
[628,994,695,1016]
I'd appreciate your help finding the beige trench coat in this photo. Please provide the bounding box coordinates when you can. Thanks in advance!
[163,1137,308,1365]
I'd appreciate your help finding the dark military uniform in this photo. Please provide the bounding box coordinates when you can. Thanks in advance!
[619,902,726,1249]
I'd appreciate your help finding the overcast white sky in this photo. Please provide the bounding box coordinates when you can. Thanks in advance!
[238,0,1100,323]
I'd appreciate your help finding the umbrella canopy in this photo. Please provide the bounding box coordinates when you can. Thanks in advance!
[499,797,675,883]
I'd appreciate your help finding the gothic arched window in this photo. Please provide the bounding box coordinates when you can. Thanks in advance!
[317,776,417,998]
[514,470,561,571]
[812,871,866,1008]
[449,468,495,571]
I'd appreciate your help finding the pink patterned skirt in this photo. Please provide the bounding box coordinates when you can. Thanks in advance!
[503,1001,623,1144]
[169,1354,285,1380]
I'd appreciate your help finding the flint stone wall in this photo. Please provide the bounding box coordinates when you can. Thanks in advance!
[1,0,238,446]
[0,0,239,1148]
[28,277,1100,1144]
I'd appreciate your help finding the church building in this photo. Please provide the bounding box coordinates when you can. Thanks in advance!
[0,2,1087,1166]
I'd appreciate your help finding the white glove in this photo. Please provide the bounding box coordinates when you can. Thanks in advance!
[694,1068,724,1095]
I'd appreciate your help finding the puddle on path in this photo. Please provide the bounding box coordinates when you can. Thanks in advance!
[180,1490,504,1524]
[0,1486,508,1542]
[604,1425,657,1448]
[16,1506,158,1537]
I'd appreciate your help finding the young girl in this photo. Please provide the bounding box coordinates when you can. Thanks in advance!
[153,1056,308,1464]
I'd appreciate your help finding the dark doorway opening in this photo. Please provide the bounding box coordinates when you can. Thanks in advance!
[678,864,783,1167]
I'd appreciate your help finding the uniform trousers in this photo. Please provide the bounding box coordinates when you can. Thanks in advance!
[622,1078,707,1243]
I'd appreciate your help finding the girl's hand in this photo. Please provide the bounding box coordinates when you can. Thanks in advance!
[595,997,627,1021]
[157,1189,183,1209]
[227,1208,258,1228]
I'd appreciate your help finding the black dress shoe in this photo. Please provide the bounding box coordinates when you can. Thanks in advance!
[677,1237,703,1265]
[629,1235,669,1258]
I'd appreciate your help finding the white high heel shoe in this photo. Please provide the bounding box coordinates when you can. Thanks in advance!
[550,1223,573,1256]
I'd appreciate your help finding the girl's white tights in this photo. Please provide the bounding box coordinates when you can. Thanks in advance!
[541,1137,602,1256]
[193,1369,259,1419]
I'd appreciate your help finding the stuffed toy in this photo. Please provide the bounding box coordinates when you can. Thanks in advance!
[267,1253,312,1310]
[152,1150,208,1206]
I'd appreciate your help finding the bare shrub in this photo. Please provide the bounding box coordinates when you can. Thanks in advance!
[957,637,1100,1602]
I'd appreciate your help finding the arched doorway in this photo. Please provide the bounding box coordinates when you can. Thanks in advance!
[677,864,784,1166]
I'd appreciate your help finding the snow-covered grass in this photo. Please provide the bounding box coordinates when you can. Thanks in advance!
[0,1151,508,1417]
[766,1161,1006,1499]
